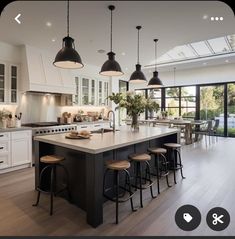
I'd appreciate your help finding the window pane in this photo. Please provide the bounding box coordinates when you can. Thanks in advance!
[181,97,196,108]
[0,64,4,75]
[166,98,179,107]
[167,45,196,60]
[11,66,17,77]
[208,37,229,53]
[227,34,235,51]
[191,41,211,56]
[165,108,179,117]
[149,89,161,98]
[181,86,196,97]
[181,108,196,118]
[166,87,180,98]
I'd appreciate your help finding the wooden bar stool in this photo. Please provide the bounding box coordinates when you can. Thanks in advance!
[33,155,71,215]
[148,147,171,194]
[128,153,156,208]
[103,160,136,224]
[164,143,186,184]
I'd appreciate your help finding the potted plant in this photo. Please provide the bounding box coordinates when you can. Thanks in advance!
[0,109,11,128]
[108,92,159,130]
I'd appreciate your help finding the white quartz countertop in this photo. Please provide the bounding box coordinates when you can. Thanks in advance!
[34,125,180,154]
[0,127,32,133]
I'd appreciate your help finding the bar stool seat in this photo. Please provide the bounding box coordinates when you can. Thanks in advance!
[40,155,64,164]
[129,153,151,161]
[33,155,71,215]
[148,148,167,154]
[164,143,185,184]
[106,160,130,171]
[164,143,181,148]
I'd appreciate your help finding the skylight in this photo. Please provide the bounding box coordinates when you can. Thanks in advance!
[157,34,235,64]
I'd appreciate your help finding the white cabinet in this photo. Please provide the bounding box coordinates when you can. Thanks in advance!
[11,131,32,167]
[73,76,109,106]
[0,130,32,174]
[22,45,75,94]
[98,80,109,106]
[0,62,19,104]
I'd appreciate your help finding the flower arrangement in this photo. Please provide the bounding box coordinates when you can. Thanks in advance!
[108,92,159,130]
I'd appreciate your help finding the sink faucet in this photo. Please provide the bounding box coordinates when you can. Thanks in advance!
[108,110,116,132]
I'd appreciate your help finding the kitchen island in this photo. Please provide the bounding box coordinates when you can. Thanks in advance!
[34,125,180,227]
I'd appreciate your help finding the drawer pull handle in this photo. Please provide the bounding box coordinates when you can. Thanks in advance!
[0,161,3,164]
[0,135,4,137]
[0,147,4,149]
[81,126,88,128]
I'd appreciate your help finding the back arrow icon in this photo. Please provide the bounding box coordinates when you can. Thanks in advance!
[15,14,21,24]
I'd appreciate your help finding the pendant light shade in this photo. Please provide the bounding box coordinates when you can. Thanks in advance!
[148,39,163,88]
[53,0,84,69]
[129,26,147,83]
[99,5,123,77]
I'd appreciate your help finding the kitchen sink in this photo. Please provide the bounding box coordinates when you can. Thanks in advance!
[91,128,120,134]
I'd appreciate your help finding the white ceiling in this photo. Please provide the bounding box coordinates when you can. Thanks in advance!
[0,1,234,76]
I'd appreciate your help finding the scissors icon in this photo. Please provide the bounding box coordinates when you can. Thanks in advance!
[212,213,224,225]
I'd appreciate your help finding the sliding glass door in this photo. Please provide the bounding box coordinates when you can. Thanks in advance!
[227,83,235,137]
[199,85,224,136]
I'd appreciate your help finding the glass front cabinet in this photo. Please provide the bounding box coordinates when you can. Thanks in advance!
[0,62,19,104]
[73,76,109,106]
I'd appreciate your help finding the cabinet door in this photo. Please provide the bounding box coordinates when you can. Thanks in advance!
[10,65,18,103]
[90,79,96,105]
[73,76,80,105]
[81,78,89,105]
[0,63,6,103]
[98,81,103,105]
[104,81,109,105]
[11,137,32,166]
[0,154,11,170]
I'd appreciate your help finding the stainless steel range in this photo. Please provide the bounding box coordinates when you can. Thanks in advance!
[23,122,77,136]
[22,122,77,164]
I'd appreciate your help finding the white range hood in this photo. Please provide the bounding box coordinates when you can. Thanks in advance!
[20,45,76,94]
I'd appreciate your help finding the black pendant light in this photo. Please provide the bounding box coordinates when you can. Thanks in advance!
[99,5,124,77]
[148,39,163,88]
[129,26,147,83]
[53,0,84,69]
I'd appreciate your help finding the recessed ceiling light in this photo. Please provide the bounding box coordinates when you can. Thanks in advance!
[215,17,219,21]
[220,17,224,21]
[46,22,52,27]
[121,52,126,56]
[52,38,56,42]
[203,15,208,20]
[211,17,215,21]
[97,49,106,54]
[225,59,229,63]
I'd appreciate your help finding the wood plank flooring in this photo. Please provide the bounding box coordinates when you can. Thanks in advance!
[0,137,235,236]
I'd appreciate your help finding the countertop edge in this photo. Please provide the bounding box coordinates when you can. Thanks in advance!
[34,129,180,154]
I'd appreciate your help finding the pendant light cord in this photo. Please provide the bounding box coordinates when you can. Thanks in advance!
[67,0,70,36]
[154,39,158,72]
[137,28,140,64]
[110,7,113,52]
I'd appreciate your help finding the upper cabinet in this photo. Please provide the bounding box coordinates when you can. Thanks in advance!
[0,62,19,104]
[21,45,75,94]
[73,76,109,106]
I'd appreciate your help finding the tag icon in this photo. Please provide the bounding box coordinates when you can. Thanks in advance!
[183,213,193,223]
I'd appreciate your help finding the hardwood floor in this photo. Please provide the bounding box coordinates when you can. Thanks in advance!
[0,137,234,236]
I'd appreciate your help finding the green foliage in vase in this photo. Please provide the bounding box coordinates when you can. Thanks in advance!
[108,92,159,117]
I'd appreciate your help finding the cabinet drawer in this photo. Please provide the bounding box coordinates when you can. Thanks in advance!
[11,130,32,140]
[0,154,11,170]
[0,132,10,141]
[0,141,9,153]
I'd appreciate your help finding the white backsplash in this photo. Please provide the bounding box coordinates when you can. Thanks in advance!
[1,93,110,123]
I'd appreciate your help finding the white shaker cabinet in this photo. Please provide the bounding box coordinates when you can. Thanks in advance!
[0,130,32,174]
[11,131,32,167]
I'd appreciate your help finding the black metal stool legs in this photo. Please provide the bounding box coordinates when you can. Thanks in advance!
[155,155,160,194]
[124,169,136,212]
[115,170,119,224]
[176,149,186,179]
[145,161,157,199]
[160,153,171,188]
[50,165,55,215]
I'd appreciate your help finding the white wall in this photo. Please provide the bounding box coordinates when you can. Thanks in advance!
[130,63,235,91]
[0,41,21,63]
